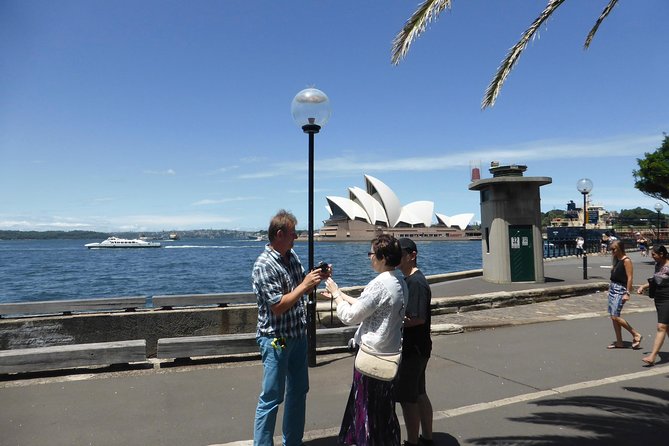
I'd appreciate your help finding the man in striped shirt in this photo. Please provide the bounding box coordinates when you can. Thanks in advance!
[252,210,328,446]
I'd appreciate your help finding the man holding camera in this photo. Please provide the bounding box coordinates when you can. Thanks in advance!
[251,209,328,446]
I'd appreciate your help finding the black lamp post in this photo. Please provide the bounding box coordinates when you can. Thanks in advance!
[577,178,593,280]
[655,202,664,246]
[291,88,331,367]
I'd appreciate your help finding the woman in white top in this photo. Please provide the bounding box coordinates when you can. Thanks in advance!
[324,234,407,446]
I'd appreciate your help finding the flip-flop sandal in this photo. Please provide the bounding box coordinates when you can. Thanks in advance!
[607,343,624,349]
[642,358,655,366]
[632,335,643,349]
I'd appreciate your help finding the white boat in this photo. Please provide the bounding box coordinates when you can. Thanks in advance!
[85,236,162,249]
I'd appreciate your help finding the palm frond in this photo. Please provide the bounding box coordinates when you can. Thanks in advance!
[584,0,619,49]
[391,0,453,65]
[482,0,566,109]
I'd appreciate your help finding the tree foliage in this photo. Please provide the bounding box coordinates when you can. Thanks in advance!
[392,0,619,109]
[541,209,566,228]
[633,134,669,205]
[619,207,660,221]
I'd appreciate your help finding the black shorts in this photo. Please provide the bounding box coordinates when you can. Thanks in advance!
[395,349,429,403]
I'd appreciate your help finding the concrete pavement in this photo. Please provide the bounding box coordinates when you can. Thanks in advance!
[1,252,667,446]
[430,252,656,331]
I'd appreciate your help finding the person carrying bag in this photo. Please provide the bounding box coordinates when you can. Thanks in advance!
[323,234,407,446]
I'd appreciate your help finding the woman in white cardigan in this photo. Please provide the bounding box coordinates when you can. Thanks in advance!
[324,234,407,446]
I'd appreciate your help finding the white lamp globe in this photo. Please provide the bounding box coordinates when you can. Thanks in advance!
[291,88,331,128]
[577,178,593,194]
[655,203,664,212]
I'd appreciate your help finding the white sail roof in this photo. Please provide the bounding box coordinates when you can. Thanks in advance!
[365,175,402,227]
[349,186,389,226]
[326,196,371,223]
[397,201,434,227]
[435,212,474,230]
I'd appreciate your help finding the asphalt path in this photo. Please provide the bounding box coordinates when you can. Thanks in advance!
[1,253,667,446]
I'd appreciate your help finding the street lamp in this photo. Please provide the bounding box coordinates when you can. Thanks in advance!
[291,87,331,367]
[654,202,664,246]
[577,178,593,280]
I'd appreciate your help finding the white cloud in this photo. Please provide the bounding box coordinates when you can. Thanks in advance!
[0,220,35,228]
[192,196,260,206]
[238,169,289,179]
[0,213,238,232]
[205,165,240,176]
[91,197,115,204]
[143,169,176,175]
[110,214,235,231]
[237,133,661,179]
[35,222,93,228]
[0,219,93,231]
[240,156,267,163]
[286,188,330,194]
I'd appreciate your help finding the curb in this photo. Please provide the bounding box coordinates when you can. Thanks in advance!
[430,282,610,315]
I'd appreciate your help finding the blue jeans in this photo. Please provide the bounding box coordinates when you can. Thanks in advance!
[254,335,309,446]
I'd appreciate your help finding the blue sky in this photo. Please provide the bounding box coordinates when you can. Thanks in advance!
[1,0,667,232]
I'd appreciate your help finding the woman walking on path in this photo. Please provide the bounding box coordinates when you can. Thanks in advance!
[323,234,407,446]
[636,245,669,366]
[607,240,643,350]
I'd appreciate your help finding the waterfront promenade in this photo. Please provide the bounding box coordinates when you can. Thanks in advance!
[1,252,666,445]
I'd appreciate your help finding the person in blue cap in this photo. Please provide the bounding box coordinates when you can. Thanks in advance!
[397,238,434,446]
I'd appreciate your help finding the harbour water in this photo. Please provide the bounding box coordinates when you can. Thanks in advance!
[0,238,483,304]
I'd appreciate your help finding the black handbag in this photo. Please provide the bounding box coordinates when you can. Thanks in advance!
[647,278,657,299]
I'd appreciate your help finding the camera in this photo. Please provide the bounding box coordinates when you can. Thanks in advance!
[314,261,329,273]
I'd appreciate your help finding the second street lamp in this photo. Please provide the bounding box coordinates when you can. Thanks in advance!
[577,178,593,280]
[291,87,331,367]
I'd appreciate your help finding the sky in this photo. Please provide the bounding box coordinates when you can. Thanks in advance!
[1,0,668,232]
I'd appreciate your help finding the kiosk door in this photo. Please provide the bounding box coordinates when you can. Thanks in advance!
[509,225,535,282]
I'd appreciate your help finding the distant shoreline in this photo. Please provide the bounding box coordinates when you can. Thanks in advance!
[0,229,265,241]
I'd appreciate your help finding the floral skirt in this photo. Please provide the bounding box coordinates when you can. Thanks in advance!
[338,366,400,446]
[608,282,627,317]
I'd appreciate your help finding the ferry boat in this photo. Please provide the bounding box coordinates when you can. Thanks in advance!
[85,236,162,249]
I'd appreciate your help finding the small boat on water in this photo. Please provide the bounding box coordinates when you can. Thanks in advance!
[85,236,162,249]
[169,232,180,240]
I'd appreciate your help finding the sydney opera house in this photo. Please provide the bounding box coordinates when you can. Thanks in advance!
[317,175,481,241]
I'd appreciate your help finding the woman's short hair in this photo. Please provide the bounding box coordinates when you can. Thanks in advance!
[370,234,402,267]
[268,209,297,242]
[652,245,669,259]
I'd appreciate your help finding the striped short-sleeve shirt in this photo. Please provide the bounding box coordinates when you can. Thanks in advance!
[252,244,307,338]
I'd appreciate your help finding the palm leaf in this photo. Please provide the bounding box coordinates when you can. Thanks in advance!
[584,0,619,48]
[482,0,566,109]
[391,0,453,65]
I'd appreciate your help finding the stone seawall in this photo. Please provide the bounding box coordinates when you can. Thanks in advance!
[1,307,259,358]
[1,269,613,360]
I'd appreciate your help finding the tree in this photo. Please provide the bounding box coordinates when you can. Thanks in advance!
[391,0,619,109]
[619,207,658,221]
[614,207,663,228]
[542,209,566,228]
[633,134,669,206]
